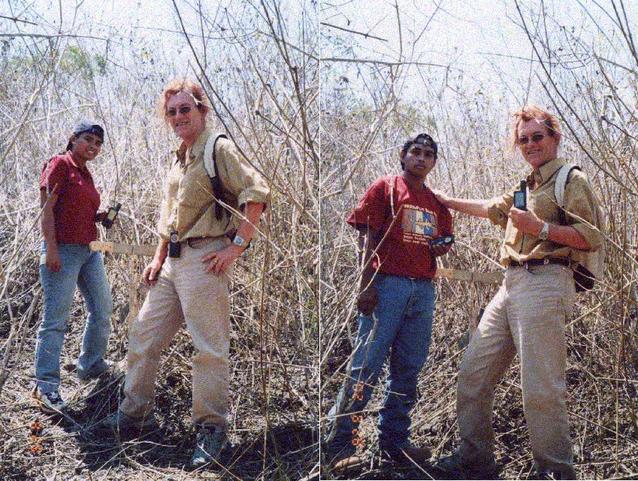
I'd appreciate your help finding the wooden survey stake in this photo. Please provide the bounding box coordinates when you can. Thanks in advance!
[89,241,156,257]
[436,267,503,285]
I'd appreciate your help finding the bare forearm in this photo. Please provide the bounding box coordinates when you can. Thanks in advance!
[543,223,591,250]
[154,238,169,262]
[41,210,57,247]
[445,197,491,218]
[358,230,380,291]
[236,202,265,241]
[40,190,58,248]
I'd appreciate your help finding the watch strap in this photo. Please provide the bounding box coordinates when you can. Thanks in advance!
[232,234,250,249]
[539,222,550,240]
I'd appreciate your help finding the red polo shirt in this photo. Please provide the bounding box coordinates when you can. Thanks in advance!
[347,175,453,279]
[39,152,100,244]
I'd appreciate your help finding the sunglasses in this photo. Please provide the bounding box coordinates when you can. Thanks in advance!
[166,105,193,117]
[518,133,546,145]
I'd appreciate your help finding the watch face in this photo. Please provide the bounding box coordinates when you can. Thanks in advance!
[233,235,245,246]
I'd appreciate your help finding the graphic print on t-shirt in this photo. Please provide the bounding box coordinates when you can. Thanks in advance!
[401,203,438,245]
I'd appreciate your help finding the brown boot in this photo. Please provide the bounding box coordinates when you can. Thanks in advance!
[331,453,366,474]
[535,464,577,480]
[324,441,365,476]
[434,452,499,480]
[382,444,432,466]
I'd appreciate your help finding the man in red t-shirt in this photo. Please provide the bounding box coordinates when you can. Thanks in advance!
[325,133,453,473]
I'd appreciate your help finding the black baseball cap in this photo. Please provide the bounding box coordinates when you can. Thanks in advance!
[401,133,438,158]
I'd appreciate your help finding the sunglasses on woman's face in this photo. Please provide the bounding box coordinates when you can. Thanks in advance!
[166,105,193,117]
[518,133,546,145]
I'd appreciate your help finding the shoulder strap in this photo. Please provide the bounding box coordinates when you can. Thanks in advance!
[203,133,228,179]
[379,176,400,241]
[390,175,398,217]
[203,133,229,220]
[555,164,581,224]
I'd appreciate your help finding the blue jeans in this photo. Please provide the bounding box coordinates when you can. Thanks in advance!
[35,243,113,393]
[327,273,436,455]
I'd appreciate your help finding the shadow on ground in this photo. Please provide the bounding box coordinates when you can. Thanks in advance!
[33,373,318,479]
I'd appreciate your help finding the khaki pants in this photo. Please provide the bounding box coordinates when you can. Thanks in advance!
[120,238,230,427]
[457,264,576,475]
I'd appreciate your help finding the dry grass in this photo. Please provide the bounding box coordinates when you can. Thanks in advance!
[1,1,318,480]
[319,3,638,479]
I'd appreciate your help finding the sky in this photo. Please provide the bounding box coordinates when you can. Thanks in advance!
[2,0,635,109]
[320,0,635,104]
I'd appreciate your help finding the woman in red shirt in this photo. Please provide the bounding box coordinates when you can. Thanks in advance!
[34,122,114,413]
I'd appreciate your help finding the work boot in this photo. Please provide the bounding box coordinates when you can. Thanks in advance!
[330,453,366,474]
[79,359,124,384]
[190,425,227,469]
[32,387,66,414]
[434,451,499,480]
[534,464,577,480]
[381,444,432,466]
[324,440,364,476]
[92,409,159,438]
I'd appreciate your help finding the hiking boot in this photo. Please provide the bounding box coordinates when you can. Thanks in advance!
[190,425,228,469]
[434,452,499,480]
[330,453,366,474]
[33,387,66,414]
[78,359,124,383]
[381,444,432,466]
[324,439,363,475]
[535,465,577,480]
[93,410,159,438]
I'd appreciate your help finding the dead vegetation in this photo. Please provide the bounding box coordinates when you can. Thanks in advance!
[0,1,318,480]
[320,1,638,479]
[2,0,638,480]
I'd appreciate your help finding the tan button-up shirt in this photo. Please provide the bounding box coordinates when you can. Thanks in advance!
[487,158,604,267]
[158,129,270,241]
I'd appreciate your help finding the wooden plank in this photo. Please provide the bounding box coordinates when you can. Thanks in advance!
[89,241,503,284]
[89,241,156,257]
[436,267,504,285]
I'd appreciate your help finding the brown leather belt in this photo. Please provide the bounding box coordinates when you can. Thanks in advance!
[508,258,570,269]
[185,235,230,249]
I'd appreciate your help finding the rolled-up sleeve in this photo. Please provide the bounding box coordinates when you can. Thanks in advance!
[487,191,513,229]
[563,171,604,251]
[216,139,270,209]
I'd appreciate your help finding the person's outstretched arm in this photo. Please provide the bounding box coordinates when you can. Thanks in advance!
[433,190,492,219]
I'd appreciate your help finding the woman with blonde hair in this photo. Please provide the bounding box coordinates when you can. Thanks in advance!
[434,105,604,480]
[97,79,269,469]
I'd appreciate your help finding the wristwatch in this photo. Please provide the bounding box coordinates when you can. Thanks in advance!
[538,222,550,241]
[232,234,250,249]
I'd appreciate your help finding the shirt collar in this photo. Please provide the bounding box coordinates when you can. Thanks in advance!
[188,129,211,161]
[65,151,90,175]
[526,158,566,189]
[173,129,211,166]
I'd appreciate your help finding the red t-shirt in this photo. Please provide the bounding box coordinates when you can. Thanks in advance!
[347,175,453,279]
[39,152,100,244]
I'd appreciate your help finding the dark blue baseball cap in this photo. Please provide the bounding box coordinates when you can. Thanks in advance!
[73,120,105,140]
